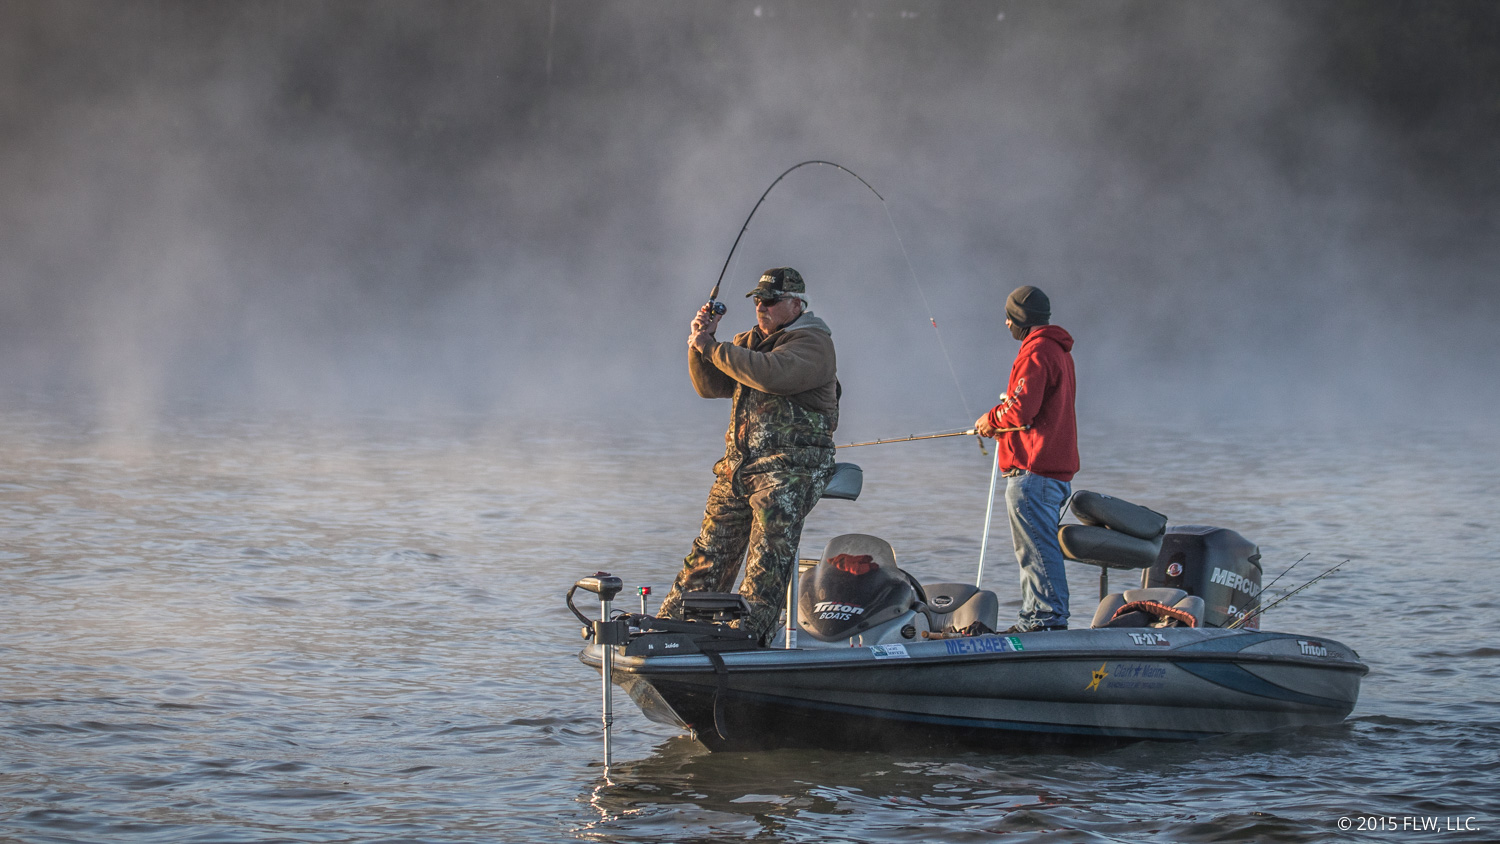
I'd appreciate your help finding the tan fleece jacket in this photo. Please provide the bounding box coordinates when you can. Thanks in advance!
[688,312,839,426]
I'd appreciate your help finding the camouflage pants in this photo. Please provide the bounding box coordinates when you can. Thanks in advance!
[658,463,831,644]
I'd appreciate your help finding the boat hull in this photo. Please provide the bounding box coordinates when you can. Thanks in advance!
[581,628,1367,752]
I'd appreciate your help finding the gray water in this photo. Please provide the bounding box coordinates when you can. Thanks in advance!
[2,409,1498,843]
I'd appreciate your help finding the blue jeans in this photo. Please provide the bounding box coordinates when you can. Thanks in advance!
[1005,471,1071,629]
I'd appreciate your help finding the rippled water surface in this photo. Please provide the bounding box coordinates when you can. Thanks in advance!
[2,410,1497,842]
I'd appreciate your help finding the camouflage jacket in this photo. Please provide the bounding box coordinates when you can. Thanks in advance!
[689,312,839,474]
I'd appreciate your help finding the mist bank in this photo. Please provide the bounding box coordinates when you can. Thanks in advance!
[1,1,1496,433]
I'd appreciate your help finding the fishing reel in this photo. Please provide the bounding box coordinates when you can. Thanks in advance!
[704,299,726,317]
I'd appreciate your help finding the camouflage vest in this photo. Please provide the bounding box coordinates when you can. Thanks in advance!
[722,383,836,475]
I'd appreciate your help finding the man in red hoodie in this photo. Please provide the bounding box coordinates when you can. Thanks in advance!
[974,286,1078,632]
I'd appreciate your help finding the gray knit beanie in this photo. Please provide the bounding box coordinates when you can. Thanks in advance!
[1005,286,1051,327]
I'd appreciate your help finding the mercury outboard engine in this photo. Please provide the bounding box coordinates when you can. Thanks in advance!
[797,533,924,643]
[1143,526,1263,628]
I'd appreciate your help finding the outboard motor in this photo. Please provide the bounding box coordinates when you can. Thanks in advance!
[1143,526,1263,628]
[797,534,922,643]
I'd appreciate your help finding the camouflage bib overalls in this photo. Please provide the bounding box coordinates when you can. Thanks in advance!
[657,379,836,643]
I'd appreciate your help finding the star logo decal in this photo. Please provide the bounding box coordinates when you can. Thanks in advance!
[1085,662,1109,692]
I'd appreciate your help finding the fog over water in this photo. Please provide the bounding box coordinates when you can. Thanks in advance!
[1,1,1496,436]
[4,6,1500,842]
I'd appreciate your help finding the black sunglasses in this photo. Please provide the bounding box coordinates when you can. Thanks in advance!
[754,296,784,307]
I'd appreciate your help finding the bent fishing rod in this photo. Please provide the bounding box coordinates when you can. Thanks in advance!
[703,161,883,317]
[699,160,975,421]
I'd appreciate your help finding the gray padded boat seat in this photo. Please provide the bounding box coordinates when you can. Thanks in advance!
[1091,587,1205,628]
[1058,524,1162,569]
[921,583,1000,634]
[819,533,896,570]
[1058,491,1167,599]
[1070,491,1167,540]
[820,462,863,501]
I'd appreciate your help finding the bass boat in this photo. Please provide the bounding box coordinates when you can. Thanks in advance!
[571,465,1368,752]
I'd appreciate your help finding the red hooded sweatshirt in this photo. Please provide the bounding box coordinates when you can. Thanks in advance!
[983,324,1078,481]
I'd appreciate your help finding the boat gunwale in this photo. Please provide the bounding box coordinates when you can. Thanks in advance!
[582,642,1371,677]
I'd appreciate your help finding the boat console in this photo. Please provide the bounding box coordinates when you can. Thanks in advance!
[794,533,1000,648]
[796,533,924,644]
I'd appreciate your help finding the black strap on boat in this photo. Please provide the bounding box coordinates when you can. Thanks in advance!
[703,649,732,742]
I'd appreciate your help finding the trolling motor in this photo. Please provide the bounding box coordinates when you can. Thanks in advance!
[568,573,766,768]
[569,573,625,640]
[570,572,625,768]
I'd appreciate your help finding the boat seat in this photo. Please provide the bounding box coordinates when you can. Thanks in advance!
[818,533,898,573]
[1058,524,1162,570]
[921,583,1000,634]
[820,462,863,501]
[1058,491,1168,600]
[1092,588,1205,628]
[797,534,922,641]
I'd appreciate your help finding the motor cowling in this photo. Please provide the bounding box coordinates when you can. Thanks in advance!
[797,536,917,642]
[1143,526,1262,628]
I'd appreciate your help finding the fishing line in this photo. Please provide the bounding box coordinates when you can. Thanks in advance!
[704,160,975,420]
[879,201,975,420]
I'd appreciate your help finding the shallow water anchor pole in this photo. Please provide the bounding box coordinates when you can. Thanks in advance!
[975,448,1002,588]
[575,573,625,769]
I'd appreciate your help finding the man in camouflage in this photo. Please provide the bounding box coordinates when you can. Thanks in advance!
[657,267,839,644]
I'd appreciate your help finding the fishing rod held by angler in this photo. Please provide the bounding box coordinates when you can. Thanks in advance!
[838,426,1025,449]
[700,159,976,421]
[704,161,884,316]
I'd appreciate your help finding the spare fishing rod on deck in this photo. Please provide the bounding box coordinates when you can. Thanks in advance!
[1226,559,1351,630]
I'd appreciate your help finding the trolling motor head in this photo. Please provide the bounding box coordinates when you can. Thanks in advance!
[568,573,628,644]
[575,572,623,602]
